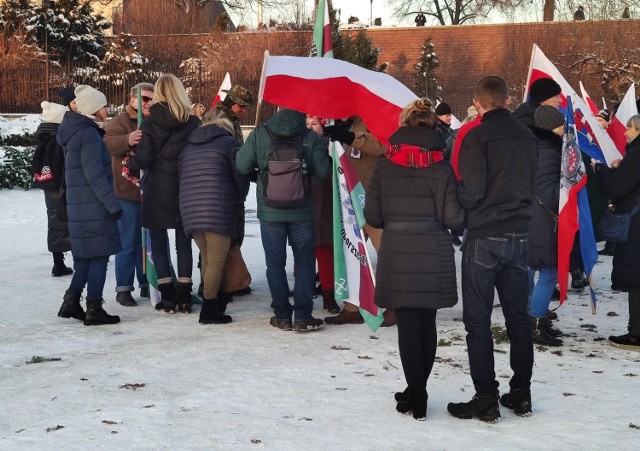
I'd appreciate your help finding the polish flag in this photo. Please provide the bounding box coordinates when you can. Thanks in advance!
[579,81,599,115]
[210,72,232,109]
[607,83,637,156]
[524,44,622,164]
[257,52,417,145]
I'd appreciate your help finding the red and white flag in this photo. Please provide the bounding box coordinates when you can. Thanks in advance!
[579,81,599,115]
[211,72,232,109]
[607,83,637,156]
[257,52,417,144]
[524,44,622,164]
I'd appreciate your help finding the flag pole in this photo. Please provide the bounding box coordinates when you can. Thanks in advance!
[254,50,270,127]
[136,85,146,275]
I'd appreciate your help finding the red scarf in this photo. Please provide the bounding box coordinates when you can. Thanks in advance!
[385,144,444,168]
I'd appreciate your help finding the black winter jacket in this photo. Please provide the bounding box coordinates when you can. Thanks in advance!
[179,125,250,239]
[528,127,562,269]
[130,102,200,229]
[512,101,539,127]
[457,108,538,239]
[595,135,640,291]
[365,127,465,310]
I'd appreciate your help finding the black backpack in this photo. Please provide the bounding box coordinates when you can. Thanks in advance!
[31,125,64,190]
[262,125,311,209]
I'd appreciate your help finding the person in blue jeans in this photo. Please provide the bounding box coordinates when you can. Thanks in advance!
[104,83,155,306]
[527,105,566,346]
[448,76,537,421]
[56,85,123,326]
[236,109,331,331]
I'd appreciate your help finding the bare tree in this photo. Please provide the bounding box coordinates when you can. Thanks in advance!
[386,0,528,25]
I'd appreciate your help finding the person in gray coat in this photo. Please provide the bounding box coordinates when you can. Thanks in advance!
[56,85,122,326]
[364,99,465,420]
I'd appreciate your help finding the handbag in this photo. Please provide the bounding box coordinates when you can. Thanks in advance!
[598,204,640,244]
[221,245,252,293]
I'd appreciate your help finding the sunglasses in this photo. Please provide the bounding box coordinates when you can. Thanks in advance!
[141,96,153,103]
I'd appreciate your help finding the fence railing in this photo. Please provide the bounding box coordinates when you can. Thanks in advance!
[0,59,277,125]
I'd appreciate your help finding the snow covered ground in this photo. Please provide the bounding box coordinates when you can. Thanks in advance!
[1,114,639,449]
[1,187,639,450]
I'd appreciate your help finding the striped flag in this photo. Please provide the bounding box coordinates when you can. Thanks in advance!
[310,0,333,58]
[257,53,417,145]
[211,72,232,109]
[607,83,637,156]
[558,97,598,311]
[579,81,599,115]
[525,44,622,165]
[331,140,382,331]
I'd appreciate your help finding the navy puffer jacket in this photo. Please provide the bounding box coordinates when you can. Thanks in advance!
[56,112,122,258]
[179,125,250,238]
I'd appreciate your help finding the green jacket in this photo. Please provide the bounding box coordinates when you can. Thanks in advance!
[236,109,331,222]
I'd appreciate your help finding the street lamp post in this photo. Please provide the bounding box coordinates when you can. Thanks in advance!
[370,0,373,26]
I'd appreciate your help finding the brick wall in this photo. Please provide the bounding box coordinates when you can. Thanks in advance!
[364,20,640,117]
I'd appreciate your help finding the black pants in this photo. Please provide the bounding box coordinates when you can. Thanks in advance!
[396,308,438,390]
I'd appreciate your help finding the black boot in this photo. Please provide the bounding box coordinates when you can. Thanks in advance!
[447,394,500,422]
[499,388,532,416]
[531,316,563,346]
[322,290,340,313]
[57,290,85,321]
[84,298,120,326]
[598,241,616,256]
[51,252,73,277]
[571,269,587,290]
[545,319,563,337]
[199,297,232,324]
[396,386,428,420]
[176,281,193,313]
[158,282,176,313]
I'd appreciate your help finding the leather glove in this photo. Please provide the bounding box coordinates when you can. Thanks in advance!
[110,210,123,220]
[323,126,355,146]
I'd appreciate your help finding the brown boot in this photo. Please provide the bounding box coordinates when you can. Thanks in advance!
[325,309,363,325]
[381,308,397,327]
[322,290,340,314]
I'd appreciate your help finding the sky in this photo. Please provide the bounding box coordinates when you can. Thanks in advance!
[1,115,639,449]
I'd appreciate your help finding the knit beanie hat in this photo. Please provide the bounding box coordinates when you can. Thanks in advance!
[74,85,107,116]
[435,102,452,116]
[534,105,565,131]
[530,78,562,103]
[41,101,67,124]
[58,87,76,107]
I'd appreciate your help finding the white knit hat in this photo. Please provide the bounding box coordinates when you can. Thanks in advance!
[40,101,67,124]
[74,85,107,116]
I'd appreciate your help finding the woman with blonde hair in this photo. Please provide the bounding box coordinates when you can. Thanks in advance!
[128,74,200,313]
[365,98,465,419]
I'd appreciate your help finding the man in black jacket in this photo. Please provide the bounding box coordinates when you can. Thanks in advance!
[448,76,537,422]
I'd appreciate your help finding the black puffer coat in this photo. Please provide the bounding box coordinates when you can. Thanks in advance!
[528,127,562,269]
[179,124,250,239]
[130,102,200,229]
[595,135,640,291]
[364,127,465,310]
[34,122,71,253]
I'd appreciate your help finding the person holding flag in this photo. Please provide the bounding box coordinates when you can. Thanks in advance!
[365,99,464,420]
[512,77,562,127]
[104,82,154,306]
[527,105,566,346]
[592,114,640,351]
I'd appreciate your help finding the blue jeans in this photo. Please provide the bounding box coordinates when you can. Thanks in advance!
[148,228,192,280]
[529,267,558,318]
[260,220,315,322]
[115,199,148,292]
[461,232,534,396]
[69,256,109,299]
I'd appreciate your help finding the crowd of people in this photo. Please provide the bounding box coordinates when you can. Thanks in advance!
[32,70,640,422]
